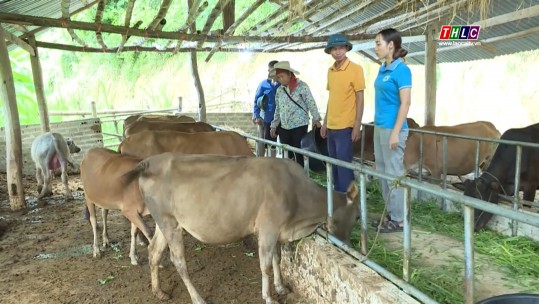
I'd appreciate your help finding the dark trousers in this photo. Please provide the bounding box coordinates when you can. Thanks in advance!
[263,122,277,146]
[327,128,354,193]
[278,125,308,167]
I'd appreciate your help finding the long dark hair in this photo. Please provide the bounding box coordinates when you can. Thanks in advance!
[378,28,408,59]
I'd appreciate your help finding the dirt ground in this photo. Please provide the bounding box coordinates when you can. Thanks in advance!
[0,173,300,304]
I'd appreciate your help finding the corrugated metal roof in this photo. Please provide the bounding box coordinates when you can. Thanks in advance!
[0,0,96,35]
[0,0,537,64]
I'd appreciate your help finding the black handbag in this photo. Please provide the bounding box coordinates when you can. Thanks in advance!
[300,126,328,172]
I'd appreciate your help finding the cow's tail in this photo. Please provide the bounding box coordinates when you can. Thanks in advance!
[122,160,150,185]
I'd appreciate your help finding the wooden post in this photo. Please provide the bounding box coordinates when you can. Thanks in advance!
[177,96,182,112]
[188,0,206,122]
[425,24,437,126]
[0,26,25,210]
[28,35,50,132]
[91,101,97,117]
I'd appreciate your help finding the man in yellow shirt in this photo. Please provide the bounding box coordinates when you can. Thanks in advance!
[321,33,365,192]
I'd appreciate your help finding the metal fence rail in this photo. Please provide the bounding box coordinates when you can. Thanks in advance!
[222,125,539,304]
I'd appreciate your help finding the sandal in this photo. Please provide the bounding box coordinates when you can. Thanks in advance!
[371,215,391,228]
[379,220,403,233]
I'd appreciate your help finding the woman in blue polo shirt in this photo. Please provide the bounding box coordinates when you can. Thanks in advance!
[372,28,412,233]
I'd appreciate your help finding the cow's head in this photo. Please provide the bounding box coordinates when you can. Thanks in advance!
[328,182,360,245]
[460,177,500,231]
[66,138,82,154]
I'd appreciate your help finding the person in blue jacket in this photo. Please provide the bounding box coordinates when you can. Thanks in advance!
[253,60,280,156]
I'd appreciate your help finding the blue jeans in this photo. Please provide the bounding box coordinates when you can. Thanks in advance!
[327,128,354,193]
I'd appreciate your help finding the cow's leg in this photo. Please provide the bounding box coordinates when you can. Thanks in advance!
[272,243,289,296]
[102,208,110,248]
[36,167,44,194]
[523,186,536,204]
[86,199,101,258]
[129,223,139,265]
[60,163,73,200]
[258,232,280,304]
[166,225,206,304]
[39,166,53,198]
[122,211,153,266]
[149,225,172,300]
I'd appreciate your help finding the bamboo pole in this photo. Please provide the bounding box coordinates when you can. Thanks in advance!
[118,0,137,52]
[173,1,209,52]
[200,0,230,35]
[95,0,108,49]
[253,0,328,37]
[205,0,266,62]
[188,0,206,122]
[35,40,326,53]
[28,35,50,132]
[61,0,88,46]
[0,26,25,211]
[0,12,376,43]
[245,1,284,34]
[147,0,172,30]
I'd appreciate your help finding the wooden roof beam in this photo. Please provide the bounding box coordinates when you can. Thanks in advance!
[201,0,231,35]
[245,1,285,34]
[148,0,172,30]
[95,0,107,50]
[135,0,173,47]
[173,0,209,52]
[475,4,539,28]
[36,40,325,53]
[205,0,265,62]
[0,12,375,43]
[118,0,137,52]
[0,26,34,55]
[61,0,87,46]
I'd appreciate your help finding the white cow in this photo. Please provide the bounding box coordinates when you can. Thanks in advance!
[30,132,81,199]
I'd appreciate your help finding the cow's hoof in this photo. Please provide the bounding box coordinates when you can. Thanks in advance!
[93,250,101,258]
[37,185,43,193]
[154,289,171,301]
[264,298,279,304]
[130,255,139,266]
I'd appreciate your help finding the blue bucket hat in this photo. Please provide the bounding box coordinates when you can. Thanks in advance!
[324,33,353,54]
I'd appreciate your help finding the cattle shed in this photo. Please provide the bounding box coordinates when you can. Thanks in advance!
[1,0,539,210]
[1,0,539,303]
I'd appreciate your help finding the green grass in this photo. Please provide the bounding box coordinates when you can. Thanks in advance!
[346,180,539,303]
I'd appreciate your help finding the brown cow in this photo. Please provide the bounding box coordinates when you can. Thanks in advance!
[353,118,420,161]
[123,154,359,304]
[123,114,195,131]
[119,130,254,159]
[404,121,501,179]
[124,121,215,137]
[80,147,152,265]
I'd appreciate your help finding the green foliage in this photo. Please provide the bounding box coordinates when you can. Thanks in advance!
[0,48,41,126]
[352,180,539,303]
